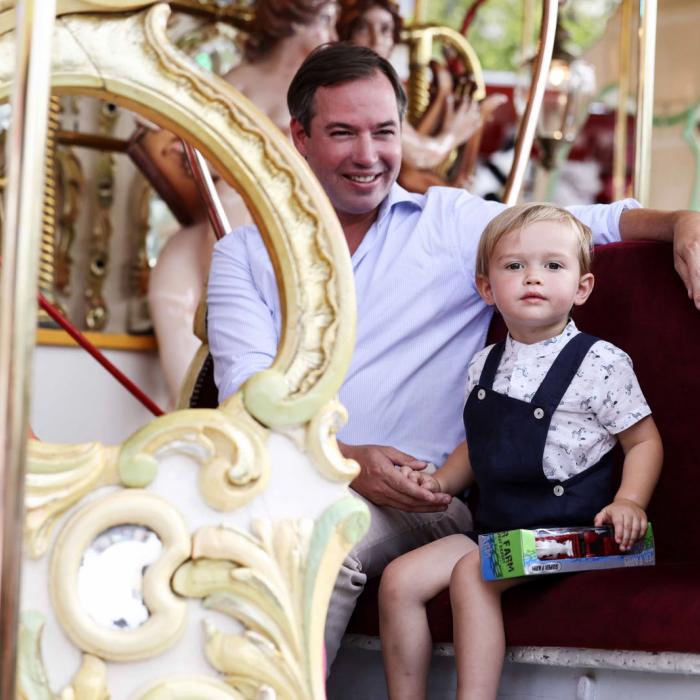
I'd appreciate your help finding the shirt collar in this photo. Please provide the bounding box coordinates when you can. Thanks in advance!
[375,183,424,227]
[505,319,580,361]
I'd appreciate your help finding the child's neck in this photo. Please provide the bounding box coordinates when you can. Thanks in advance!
[507,318,570,345]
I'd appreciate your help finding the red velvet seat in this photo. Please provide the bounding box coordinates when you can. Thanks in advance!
[347,241,700,654]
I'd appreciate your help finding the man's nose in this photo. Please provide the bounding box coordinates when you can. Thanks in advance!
[353,133,378,165]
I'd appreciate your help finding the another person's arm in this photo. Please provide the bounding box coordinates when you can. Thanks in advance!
[207,228,280,402]
[594,414,663,550]
[402,440,475,496]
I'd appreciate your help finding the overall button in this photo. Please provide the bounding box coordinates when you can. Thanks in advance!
[477,389,486,400]
[553,484,564,497]
[533,407,544,419]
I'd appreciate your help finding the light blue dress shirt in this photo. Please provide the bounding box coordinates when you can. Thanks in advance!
[208,184,639,466]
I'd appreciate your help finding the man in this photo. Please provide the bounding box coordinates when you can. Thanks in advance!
[208,42,700,667]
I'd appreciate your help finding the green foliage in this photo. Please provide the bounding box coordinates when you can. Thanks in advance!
[423,0,622,72]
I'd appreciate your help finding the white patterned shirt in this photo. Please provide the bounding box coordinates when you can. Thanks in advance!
[464,321,651,481]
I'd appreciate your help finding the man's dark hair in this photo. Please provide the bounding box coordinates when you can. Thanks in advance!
[287,42,407,134]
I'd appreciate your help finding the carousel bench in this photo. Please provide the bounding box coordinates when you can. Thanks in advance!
[345,240,700,673]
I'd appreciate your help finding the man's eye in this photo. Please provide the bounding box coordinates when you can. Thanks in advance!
[330,130,352,137]
[376,129,395,137]
[505,262,523,270]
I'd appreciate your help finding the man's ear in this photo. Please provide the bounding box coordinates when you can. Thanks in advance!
[476,274,495,305]
[574,272,595,306]
[290,118,308,157]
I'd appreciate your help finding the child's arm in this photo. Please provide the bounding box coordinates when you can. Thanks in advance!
[594,415,663,551]
[403,441,475,496]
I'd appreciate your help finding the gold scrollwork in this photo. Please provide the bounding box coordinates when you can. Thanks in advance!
[0,3,356,428]
[117,397,269,511]
[25,440,120,559]
[18,610,110,700]
[50,489,191,661]
[305,399,360,483]
[172,497,370,700]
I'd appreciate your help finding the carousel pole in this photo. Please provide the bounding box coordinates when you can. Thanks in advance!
[503,0,559,205]
[634,0,657,206]
[0,1,57,696]
[613,0,634,200]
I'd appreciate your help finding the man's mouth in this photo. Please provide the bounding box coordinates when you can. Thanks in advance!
[345,173,381,184]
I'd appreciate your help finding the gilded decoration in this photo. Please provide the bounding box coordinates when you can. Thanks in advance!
[0,2,356,428]
[3,3,363,696]
[25,440,120,559]
[172,497,370,700]
[18,611,110,700]
[50,489,191,661]
[116,398,269,511]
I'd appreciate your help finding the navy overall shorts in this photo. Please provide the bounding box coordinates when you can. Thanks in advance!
[463,332,616,534]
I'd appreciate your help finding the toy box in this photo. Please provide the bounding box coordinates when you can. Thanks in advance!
[479,524,655,581]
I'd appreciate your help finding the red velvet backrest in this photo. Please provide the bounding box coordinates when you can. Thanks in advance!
[487,241,699,565]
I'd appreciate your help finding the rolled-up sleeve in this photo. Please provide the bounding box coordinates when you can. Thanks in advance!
[207,226,281,402]
[567,198,642,245]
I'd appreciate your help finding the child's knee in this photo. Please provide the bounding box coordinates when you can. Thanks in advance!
[379,557,414,608]
[449,549,481,591]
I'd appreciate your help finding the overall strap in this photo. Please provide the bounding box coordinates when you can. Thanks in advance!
[478,341,506,389]
[531,332,600,410]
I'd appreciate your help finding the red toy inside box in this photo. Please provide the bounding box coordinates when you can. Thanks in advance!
[479,525,655,581]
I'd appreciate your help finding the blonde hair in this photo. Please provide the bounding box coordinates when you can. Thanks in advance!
[476,202,593,279]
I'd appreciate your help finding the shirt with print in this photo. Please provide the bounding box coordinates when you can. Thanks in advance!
[464,320,651,481]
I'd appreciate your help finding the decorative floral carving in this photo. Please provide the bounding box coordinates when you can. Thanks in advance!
[25,441,120,559]
[172,497,370,700]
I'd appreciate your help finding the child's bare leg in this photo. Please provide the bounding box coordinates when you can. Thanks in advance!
[449,550,520,700]
[379,533,477,700]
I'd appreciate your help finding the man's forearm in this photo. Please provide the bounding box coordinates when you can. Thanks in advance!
[619,208,684,242]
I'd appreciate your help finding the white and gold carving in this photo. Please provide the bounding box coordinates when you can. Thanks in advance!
[3,2,363,695]
[117,399,269,510]
[25,440,120,559]
[172,497,369,700]
[136,676,241,700]
[305,399,360,483]
[18,611,109,700]
[50,489,191,661]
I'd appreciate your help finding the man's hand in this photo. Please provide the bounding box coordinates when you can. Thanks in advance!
[620,208,700,309]
[339,442,452,512]
[672,210,700,309]
[594,498,648,551]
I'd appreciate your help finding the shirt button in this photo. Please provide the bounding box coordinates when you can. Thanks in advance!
[477,389,486,400]
[553,484,564,496]
[533,407,544,419]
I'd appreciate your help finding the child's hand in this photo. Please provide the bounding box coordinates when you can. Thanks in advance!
[398,466,443,493]
[594,499,648,551]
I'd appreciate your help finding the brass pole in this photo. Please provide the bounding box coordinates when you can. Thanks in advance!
[614,0,633,200]
[634,0,657,206]
[412,0,425,24]
[503,0,559,205]
[0,2,57,697]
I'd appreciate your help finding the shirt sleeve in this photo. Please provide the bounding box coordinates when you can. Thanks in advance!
[207,226,281,402]
[567,198,642,245]
[581,342,652,435]
[463,345,491,406]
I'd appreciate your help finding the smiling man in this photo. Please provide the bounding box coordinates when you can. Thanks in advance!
[207,42,700,669]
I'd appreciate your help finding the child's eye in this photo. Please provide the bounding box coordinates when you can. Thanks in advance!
[505,262,523,270]
[545,262,563,270]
